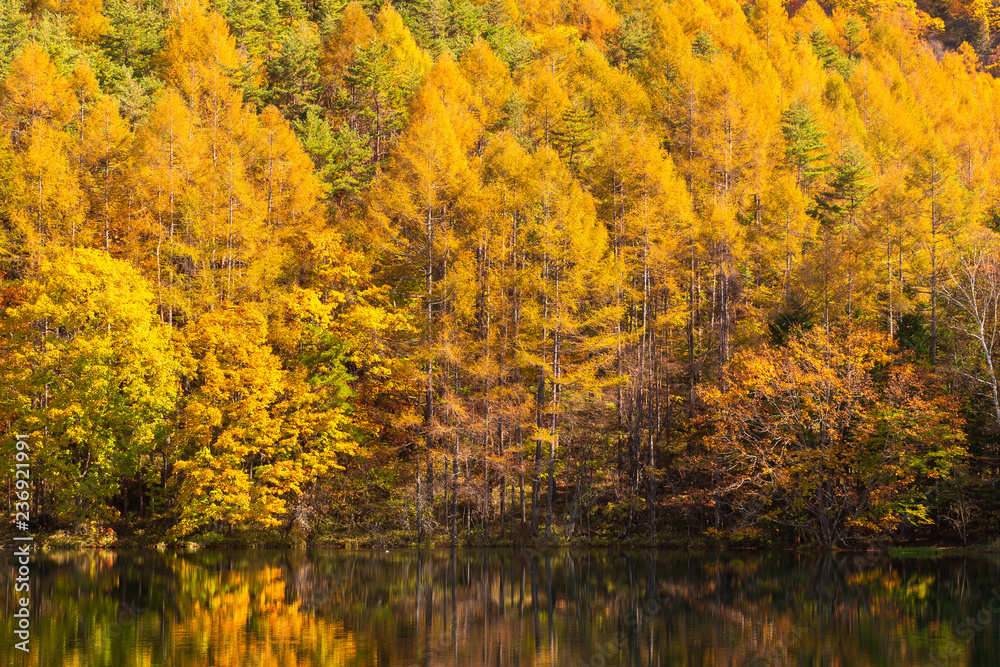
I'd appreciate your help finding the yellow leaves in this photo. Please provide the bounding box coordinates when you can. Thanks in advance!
[160,0,243,98]
[70,61,101,103]
[76,93,134,250]
[529,425,558,445]
[58,0,110,42]
[520,0,569,32]
[375,3,431,80]
[732,352,779,390]
[367,59,482,302]
[411,53,481,154]
[20,246,163,334]
[180,304,283,438]
[1,44,78,128]
[80,95,132,165]
[320,1,376,85]
[523,60,570,145]
[600,129,691,286]
[33,0,109,41]
[459,39,513,131]
[133,50,324,308]
[10,121,85,251]
[578,45,651,125]
[387,101,469,205]
[565,0,620,45]
[171,451,255,536]
[0,247,177,523]
[173,294,363,537]
[175,306,285,533]
[256,105,324,234]
[0,49,88,255]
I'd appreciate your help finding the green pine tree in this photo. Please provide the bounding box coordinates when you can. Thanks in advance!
[339,39,411,164]
[781,100,829,190]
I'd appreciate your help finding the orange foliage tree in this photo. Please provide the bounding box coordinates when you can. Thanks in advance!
[706,327,966,548]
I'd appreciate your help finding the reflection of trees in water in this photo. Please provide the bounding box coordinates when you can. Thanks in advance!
[2,550,998,665]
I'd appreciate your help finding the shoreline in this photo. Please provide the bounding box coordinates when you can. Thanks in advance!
[4,529,998,556]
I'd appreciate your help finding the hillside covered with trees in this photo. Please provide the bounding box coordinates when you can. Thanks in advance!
[2,0,1000,549]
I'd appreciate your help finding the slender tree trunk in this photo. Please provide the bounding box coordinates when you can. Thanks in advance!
[426,449,434,529]
[498,419,505,539]
[546,328,559,539]
[887,210,893,342]
[931,199,938,367]
[688,237,697,422]
[421,201,435,543]
[517,427,525,534]
[416,451,423,542]
[530,369,544,537]
[824,228,831,334]
[452,435,459,546]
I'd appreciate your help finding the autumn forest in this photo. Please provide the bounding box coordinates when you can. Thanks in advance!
[2,0,1000,550]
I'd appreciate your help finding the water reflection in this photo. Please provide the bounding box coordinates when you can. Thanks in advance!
[2,549,999,665]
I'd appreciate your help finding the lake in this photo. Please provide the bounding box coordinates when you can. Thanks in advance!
[2,548,999,665]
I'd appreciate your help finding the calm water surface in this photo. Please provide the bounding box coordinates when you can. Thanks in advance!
[2,548,999,665]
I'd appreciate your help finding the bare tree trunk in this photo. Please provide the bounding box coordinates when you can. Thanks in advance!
[452,435,459,546]
[416,451,423,543]
[530,370,544,537]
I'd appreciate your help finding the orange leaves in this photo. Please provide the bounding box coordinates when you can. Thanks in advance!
[320,1,376,87]
[708,327,965,546]
[458,39,513,132]
[160,0,243,99]
[252,105,324,265]
[723,327,884,429]
[1,44,78,129]
[77,93,134,251]
[58,0,110,42]
[410,53,482,155]
[133,20,326,310]
[0,45,89,254]
[566,0,621,45]
[11,121,86,250]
